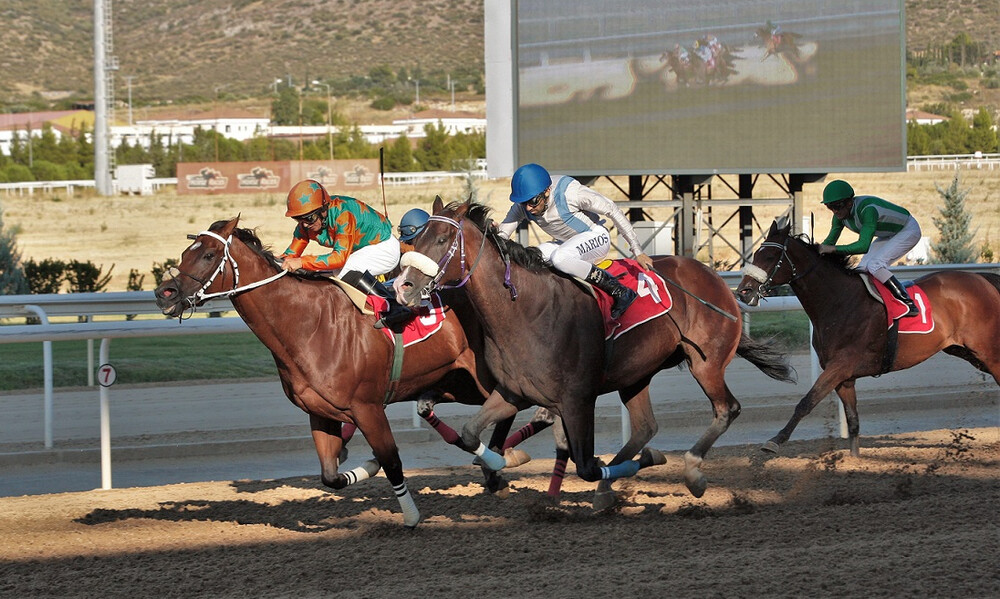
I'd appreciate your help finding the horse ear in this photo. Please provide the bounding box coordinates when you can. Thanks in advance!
[220,215,240,237]
[774,216,790,233]
[433,195,444,213]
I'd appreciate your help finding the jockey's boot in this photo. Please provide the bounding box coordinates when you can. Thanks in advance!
[884,275,918,318]
[341,270,415,330]
[584,265,637,320]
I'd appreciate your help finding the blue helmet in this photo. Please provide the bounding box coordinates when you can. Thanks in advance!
[397,208,430,241]
[510,163,551,204]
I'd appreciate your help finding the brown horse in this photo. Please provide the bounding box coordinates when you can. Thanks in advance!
[737,219,1000,456]
[393,199,794,503]
[152,216,539,527]
[753,26,802,62]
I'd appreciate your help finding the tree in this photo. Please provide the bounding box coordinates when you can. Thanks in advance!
[414,121,450,170]
[0,205,29,295]
[384,134,416,171]
[969,108,998,153]
[271,87,301,126]
[930,173,977,264]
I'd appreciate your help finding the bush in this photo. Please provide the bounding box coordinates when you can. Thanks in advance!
[65,260,114,293]
[29,160,67,181]
[1,164,34,183]
[23,258,66,293]
[370,96,396,111]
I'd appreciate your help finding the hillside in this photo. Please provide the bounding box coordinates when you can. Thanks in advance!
[1,0,484,105]
[1,0,997,115]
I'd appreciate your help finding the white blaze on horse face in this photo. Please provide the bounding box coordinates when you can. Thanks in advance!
[187,241,203,251]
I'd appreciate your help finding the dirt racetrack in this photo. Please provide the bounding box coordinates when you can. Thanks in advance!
[1,427,997,598]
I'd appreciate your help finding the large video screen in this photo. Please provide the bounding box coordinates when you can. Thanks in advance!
[487,0,905,176]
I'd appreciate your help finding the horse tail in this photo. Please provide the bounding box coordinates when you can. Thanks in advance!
[736,332,797,383]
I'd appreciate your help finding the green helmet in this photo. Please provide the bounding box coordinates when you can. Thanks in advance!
[822,180,854,204]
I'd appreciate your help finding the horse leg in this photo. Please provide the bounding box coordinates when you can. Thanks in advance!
[502,407,556,451]
[763,367,847,454]
[548,418,570,497]
[416,393,476,452]
[353,404,420,528]
[834,380,861,457]
[459,389,520,472]
[560,397,642,485]
[309,414,379,490]
[684,367,742,498]
[594,386,665,510]
[480,415,515,496]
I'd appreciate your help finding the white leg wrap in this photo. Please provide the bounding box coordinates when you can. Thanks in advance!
[393,481,421,528]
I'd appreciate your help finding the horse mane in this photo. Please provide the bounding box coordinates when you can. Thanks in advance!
[208,219,332,281]
[448,201,549,272]
[790,232,857,273]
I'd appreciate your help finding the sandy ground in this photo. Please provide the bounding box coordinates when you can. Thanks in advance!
[2,167,998,291]
[0,427,996,598]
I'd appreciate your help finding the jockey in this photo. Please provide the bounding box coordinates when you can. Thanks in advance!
[281,178,412,329]
[397,208,430,249]
[818,179,921,318]
[693,39,714,67]
[498,163,655,320]
[674,43,690,65]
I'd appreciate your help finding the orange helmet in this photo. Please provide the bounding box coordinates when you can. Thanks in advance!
[285,179,330,217]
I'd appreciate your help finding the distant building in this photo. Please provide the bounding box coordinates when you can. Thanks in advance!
[0,110,94,155]
[0,107,487,156]
[905,108,949,125]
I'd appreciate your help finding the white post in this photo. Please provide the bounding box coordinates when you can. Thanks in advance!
[25,306,53,448]
[99,337,112,490]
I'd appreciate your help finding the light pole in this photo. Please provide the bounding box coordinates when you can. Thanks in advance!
[312,80,334,161]
[213,84,226,162]
[124,75,135,126]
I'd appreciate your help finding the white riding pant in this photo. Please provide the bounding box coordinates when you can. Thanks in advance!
[538,227,611,279]
[858,217,921,282]
[338,236,401,278]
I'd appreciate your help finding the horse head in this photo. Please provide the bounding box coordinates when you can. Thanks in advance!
[736,218,796,306]
[154,216,243,318]
[393,196,477,308]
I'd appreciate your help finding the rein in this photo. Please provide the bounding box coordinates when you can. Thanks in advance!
[171,229,288,318]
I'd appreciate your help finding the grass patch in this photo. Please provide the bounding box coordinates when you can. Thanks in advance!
[0,333,276,391]
[745,310,811,353]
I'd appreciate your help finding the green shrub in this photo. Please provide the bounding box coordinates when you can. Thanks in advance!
[29,160,66,181]
[1,164,34,182]
[23,258,67,294]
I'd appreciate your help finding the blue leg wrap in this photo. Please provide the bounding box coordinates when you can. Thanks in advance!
[474,442,507,471]
[600,459,640,480]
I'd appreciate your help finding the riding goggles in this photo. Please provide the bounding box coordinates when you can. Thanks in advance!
[295,210,324,224]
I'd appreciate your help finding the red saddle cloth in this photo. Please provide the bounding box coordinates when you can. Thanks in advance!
[366,293,447,347]
[871,278,934,333]
[592,258,673,339]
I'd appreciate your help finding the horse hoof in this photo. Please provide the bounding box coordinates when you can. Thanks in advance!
[503,448,531,468]
[593,488,617,511]
[416,398,435,418]
[685,475,708,498]
[639,447,667,469]
[761,441,780,454]
[493,486,511,500]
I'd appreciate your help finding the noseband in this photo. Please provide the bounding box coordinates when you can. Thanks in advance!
[168,229,287,318]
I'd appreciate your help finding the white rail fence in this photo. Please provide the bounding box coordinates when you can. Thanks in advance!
[0,154,997,195]
[2,262,997,489]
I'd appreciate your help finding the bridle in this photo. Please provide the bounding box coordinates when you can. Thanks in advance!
[420,214,518,300]
[741,235,818,297]
[167,229,287,318]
